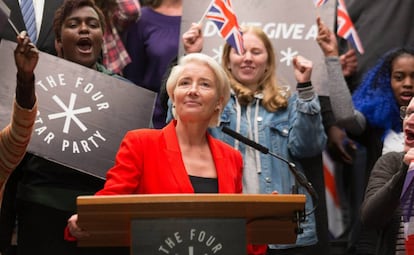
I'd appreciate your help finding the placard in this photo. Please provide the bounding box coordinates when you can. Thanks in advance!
[0,40,156,179]
[181,0,336,95]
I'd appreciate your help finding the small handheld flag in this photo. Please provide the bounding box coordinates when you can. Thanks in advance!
[337,0,364,54]
[203,0,244,55]
[313,0,328,8]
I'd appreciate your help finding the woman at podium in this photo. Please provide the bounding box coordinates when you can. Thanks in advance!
[66,53,243,238]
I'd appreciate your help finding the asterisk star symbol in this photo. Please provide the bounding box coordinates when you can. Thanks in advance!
[48,93,92,134]
[280,47,298,66]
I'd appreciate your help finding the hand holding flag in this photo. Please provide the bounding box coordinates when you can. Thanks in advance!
[201,0,244,55]
[316,17,339,57]
[182,22,203,54]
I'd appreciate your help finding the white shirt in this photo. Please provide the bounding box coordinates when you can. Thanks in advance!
[382,129,404,155]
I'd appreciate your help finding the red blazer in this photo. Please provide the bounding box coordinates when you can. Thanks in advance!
[96,121,243,195]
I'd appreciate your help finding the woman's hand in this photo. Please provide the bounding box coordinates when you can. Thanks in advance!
[316,17,338,57]
[67,214,90,239]
[14,31,39,83]
[182,22,203,54]
[327,125,356,164]
[340,48,357,77]
[293,55,312,83]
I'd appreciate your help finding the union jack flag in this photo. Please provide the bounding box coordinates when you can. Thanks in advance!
[337,0,364,54]
[313,0,328,7]
[323,151,345,238]
[205,0,244,55]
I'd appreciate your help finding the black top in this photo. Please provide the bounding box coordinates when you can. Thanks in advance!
[189,175,218,193]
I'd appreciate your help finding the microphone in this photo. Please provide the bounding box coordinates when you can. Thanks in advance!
[221,126,319,217]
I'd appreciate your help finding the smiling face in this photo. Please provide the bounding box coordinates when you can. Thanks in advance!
[227,31,269,91]
[172,61,221,125]
[56,6,103,68]
[391,54,414,107]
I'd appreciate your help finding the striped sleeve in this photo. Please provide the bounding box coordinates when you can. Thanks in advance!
[0,99,37,187]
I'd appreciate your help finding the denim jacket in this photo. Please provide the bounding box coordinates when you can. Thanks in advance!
[210,90,327,249]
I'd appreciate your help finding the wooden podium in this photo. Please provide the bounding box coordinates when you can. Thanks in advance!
[76,194,306,254]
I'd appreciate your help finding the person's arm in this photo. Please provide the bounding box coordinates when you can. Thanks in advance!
[360,152,408,228]
[122,18,145,84]
[163,23,203,124]
[319,96,357,164]
[292,55,315,101]
[324,57,366,134]
[182,22,203,54]
[15,31,38,109]
[0,31,38,186]
[288,56,327,158]
[65,129,145,241]
[316,17,366,135]
[65,214,88,241]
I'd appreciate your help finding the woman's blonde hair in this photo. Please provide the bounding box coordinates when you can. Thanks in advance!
[166,53,231,127]
[221,26,289,112]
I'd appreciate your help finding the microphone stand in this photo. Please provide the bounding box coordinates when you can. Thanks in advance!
[267,150,319,214]
[221,126,320,234]
[268,150,319,234]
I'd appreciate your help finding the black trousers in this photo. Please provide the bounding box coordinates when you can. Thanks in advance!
[16,199,129,255]
[0,168,22,255]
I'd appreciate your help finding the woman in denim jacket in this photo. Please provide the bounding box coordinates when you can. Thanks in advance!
[213,26,326,254]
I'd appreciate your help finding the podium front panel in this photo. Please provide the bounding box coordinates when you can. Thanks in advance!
[131,219,246,255]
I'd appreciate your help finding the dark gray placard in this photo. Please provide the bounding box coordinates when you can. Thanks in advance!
[0,39,156,179]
